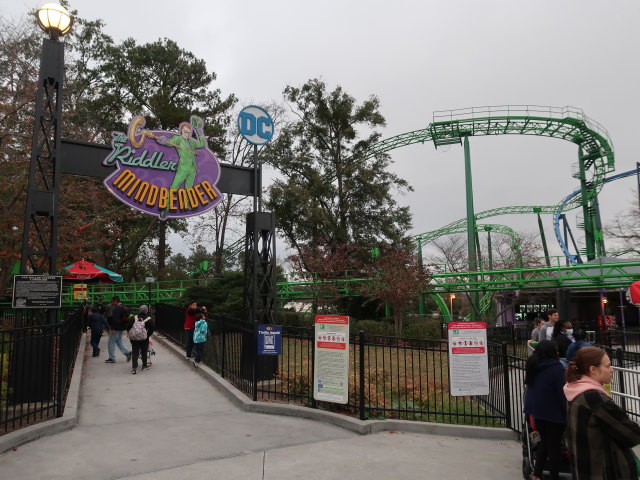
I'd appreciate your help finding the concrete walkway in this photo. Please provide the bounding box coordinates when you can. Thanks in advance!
[0,335,524,479]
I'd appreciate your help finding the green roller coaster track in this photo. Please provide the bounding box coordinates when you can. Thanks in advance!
[365,104,617,320]
[368,105,613,258]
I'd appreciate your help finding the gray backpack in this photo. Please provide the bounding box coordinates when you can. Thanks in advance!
[128,315,149,341]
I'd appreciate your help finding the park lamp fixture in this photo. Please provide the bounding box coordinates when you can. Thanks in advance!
[36,3,73,40]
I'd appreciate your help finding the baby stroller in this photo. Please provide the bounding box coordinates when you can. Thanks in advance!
[522,414,571,479]
[138,337,156,364]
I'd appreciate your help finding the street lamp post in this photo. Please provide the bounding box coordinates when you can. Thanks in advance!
[18,3,72,326]
[449,293,455,321]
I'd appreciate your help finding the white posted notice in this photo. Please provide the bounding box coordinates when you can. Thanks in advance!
[313,315,349,404]
[448,322,490,396]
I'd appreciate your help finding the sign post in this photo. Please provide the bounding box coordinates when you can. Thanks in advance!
[145,276,156,303]
[447,321,490,396]
[313,315,349,404]
[237,105,274,213]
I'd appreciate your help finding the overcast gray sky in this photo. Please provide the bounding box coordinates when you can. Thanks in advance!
[4,0,640,263]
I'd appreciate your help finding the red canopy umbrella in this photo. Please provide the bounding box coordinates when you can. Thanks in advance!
[64,260,123,283]
[629,280,640,305]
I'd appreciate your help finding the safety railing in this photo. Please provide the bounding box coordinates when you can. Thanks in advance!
[0,307,83,435]
[156,306,513,429]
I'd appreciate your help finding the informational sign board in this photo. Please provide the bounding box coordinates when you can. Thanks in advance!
[447,322,490,396]
[12,275,63,308]
[73,283,88,300]
[313,315,349,404]
[257,325,282,355]
[102,115,223,221]
[145,276,156,283]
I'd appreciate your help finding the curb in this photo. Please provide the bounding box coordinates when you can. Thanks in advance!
[156,334,518,441]
[0,333,87,454]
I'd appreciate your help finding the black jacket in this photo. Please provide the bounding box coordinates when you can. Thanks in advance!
[523,358,567,424]
[88,313,109,333]
[107,303,128,331]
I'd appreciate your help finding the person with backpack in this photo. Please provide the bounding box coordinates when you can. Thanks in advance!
[126,305,155,375]
[105,296,132,364]
[192,311,209,369]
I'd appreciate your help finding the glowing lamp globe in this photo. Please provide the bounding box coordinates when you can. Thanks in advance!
[36,3,73,39]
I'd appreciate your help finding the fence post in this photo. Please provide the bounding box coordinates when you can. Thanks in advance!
[220,317,226,379]
[359,330,366,420]
[616,348,627,413]
[252,325,258,402]
[310,327,317,408]
[501,342,512,430]
[56,323,65,417]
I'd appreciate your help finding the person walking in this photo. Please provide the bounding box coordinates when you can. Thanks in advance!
[192,312,209,368]
[105,296,132,364]
[564,347,640,479]
[126,305,154,375]
[87,306,109,357]
[523,340,567,480]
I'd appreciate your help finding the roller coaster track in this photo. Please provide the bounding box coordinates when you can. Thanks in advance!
[554,166,640,263]
[366,106,614,200]
[413,166,640,264]
[364,105,615,262]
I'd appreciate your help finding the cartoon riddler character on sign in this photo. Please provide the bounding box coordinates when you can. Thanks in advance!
[155,116,207,219]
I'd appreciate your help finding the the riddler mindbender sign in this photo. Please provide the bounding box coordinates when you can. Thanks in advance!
[102,115,223,220]
[447,322,490,396]
[313,315,349,404]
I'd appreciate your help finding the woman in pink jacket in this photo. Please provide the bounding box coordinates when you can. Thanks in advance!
[564,347,640,479]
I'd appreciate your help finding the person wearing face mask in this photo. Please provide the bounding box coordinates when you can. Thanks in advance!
[565,328,591,362]
[564,347,640,479]
[552,319,573,358]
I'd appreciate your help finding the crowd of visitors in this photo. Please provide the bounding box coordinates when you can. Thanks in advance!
[525,310,639,480]
[84,297,210,375]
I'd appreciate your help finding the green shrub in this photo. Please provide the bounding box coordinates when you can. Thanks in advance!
[352,319,395,337]
[278,310,313,328]
[403,319,442,340]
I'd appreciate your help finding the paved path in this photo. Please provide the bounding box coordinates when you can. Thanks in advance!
[0,336,523,480]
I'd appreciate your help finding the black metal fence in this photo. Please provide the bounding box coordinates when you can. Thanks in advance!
[156,305,514,429]
[0,307,84,435]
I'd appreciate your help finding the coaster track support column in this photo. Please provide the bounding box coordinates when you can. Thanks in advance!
[463,135,479,320]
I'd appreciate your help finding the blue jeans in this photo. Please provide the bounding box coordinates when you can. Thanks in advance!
[107,330,131,360]
[194,342,204,363]
[185,329,194,357]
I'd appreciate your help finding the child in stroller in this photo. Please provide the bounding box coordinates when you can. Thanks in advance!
[522,414,571,479]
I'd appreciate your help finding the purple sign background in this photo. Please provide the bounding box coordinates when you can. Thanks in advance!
[102,115,223,220]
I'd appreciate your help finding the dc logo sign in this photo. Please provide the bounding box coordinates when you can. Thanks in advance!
[237,105,274,145]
